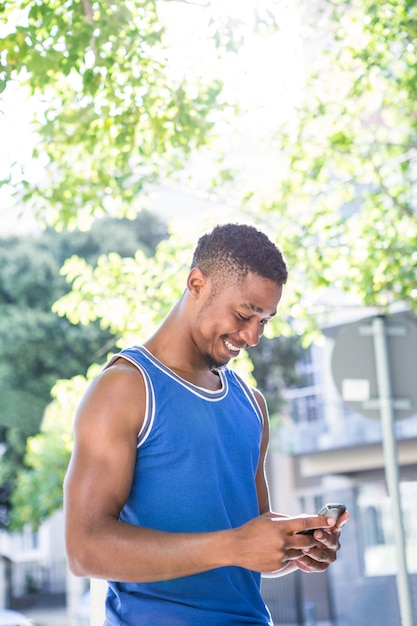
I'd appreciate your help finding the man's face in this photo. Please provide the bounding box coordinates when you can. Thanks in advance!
[193,271,282,369]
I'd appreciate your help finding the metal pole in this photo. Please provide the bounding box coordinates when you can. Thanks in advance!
[372,316,414,626]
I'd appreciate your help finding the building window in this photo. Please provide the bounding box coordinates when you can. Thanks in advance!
[290,391,323,423]
[18,525,39,552]
[358,481,417,576]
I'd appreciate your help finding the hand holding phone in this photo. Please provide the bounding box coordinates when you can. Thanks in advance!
[298,503,346,535]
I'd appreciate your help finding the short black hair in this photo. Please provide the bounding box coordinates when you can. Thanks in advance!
[191,223,288,288]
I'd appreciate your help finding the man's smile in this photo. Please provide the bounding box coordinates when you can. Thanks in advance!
[223,338,245,355]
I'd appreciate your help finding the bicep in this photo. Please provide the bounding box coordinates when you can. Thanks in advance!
[64,364,145,536]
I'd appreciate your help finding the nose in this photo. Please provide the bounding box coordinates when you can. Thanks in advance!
[239,319,263,347]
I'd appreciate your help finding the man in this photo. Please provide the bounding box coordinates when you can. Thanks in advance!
[64,223,348,625]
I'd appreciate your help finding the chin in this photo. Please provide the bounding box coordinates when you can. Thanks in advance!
[204,352,228,370]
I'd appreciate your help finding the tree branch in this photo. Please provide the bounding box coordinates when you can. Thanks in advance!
[81,0,94,25]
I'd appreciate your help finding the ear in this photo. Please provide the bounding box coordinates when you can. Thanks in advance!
[187,267,209,299]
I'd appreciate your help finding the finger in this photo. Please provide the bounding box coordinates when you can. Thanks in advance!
[295,514,336,535]
[284,548,314,563]
[302,541,339,564]
[295,555,329,573]
[292,533,319,550]
[310,529,341,547]
[336,511,350,529]
[328,511,350,535]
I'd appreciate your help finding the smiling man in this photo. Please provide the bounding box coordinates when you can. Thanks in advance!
[64,223,348,626]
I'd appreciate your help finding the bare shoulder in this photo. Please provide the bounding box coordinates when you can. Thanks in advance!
[74,357,146,441]
[65,358,146,514]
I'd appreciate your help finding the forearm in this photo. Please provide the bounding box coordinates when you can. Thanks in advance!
[66,518,234,583]
[66,501,341,583]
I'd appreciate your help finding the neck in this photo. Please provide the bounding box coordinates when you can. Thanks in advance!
[143,302,221,390]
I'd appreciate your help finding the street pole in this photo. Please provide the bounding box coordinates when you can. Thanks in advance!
[371,316,414,626]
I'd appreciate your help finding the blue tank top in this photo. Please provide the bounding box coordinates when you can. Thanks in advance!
[104,346,273,626]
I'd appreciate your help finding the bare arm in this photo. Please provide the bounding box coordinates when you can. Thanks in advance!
[64,365,343,583]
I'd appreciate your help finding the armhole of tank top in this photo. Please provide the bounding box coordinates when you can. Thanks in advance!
[229,370,264,427]
[134,364,155,447]
[104,352,155,448]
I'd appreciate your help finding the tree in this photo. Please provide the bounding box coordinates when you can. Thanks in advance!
[0,0,224,228]
[254,0,417,336]
[6,0,415,328]
[0,238,111,502]
[22,0,411,335]
[0,210,167,527]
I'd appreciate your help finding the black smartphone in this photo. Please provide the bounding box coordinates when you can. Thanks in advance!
[298,503,346,535]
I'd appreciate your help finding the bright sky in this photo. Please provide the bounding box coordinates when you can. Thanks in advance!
[156,0,305,220]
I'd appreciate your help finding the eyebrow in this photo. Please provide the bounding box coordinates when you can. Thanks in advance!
[240,302,277,317]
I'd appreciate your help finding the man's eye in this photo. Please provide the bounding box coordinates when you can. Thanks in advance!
[238,314,250,322]
[260,319,269,326]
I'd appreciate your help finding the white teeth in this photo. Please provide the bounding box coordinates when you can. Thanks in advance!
[224,339,240,353]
